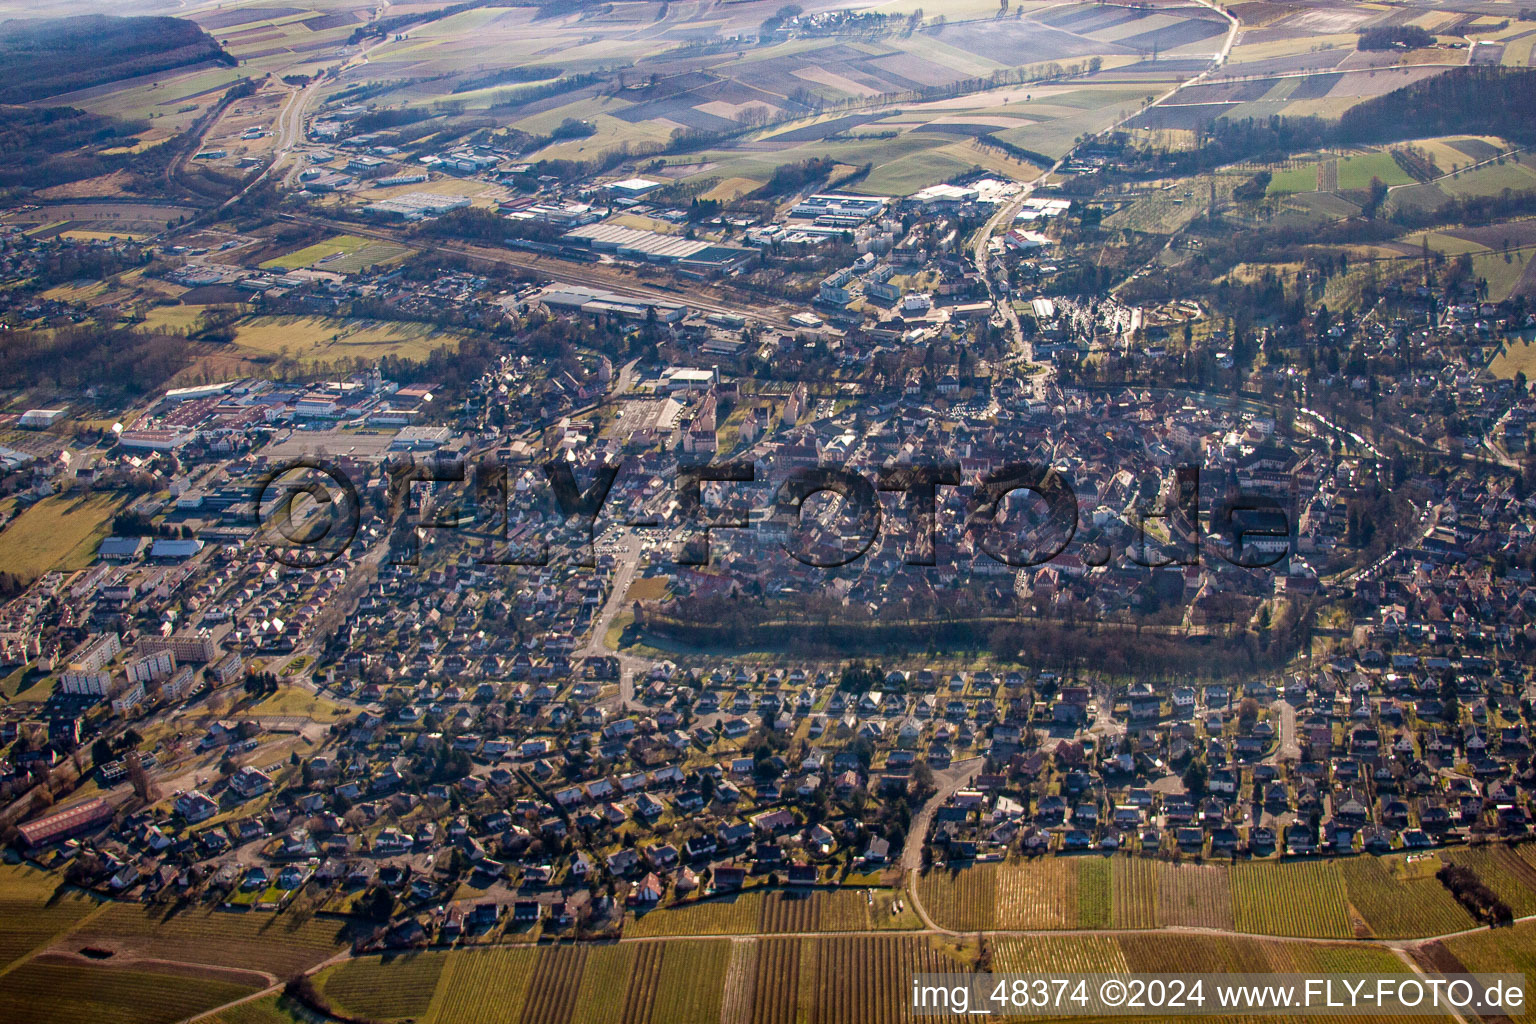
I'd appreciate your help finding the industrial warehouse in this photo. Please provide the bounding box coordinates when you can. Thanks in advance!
[558,223,755,272]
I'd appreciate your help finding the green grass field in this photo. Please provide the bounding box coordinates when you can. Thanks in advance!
[1334,151,1414,190]
[1438,158,1536,198]
[1269,163,1323,194]
[259,234,377,270]
[1270,151,1413,195]
[0,492,126,583]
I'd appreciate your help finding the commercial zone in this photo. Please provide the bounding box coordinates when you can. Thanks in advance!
[559,223,755,272]
[538,284,687,323]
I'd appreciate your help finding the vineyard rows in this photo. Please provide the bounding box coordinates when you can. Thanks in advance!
[1337,856,1473,938]
[1077,858,1112,929]
[1441,846,1536,918]
[626,893,760,937]
[1156,862,1234,929]
[0,864,101,972]
[1438,916,1536,980]
[920,863,1003,931]
[1231,861,1353,938]
[518,944,587,1024]
[750,937,800,1024]
[71,903,347,978]
[322,952,445,1021]
[0,961,255,1024]
[246,927,1521,1024]
[651,940,731,1024]
[427,945,540,1024]
[201,995,306,1024]
[627,887,909,937]
[570,944,636,1023]
[993,935,1130,974]
[927,857,1260,933]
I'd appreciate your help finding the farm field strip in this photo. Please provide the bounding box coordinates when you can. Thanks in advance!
[1077,857,1112,930]
[1442,846,1536,919]
[1338,856,1475,939]
[320,952,445,1021]
[518,944,587,1024]
[651,940,730,1024]
[64,904,347,979]
[0,961,256,1024]
[922,863,1003,931]
[1231,861,1353,938]
[426,944,540,1024]
[995,859,1077,929]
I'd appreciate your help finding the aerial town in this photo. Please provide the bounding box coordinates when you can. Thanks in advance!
[2,0,1536,1021]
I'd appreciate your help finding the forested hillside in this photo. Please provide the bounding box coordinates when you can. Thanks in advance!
[0,105,146,190]
[1337,67,1536,145]
[0,15,234,104]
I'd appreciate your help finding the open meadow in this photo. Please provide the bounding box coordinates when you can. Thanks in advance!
[0,492,127,584]
[224,314,471,368]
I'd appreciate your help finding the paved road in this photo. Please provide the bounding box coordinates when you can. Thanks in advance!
[900,755,986,873]
[1265,699,1298,764]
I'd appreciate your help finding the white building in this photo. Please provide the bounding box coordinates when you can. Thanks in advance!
[19,409,65,429]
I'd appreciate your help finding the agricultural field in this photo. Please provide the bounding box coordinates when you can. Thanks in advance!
[919,862,1001,931]
[994,934,1130,974]
[0,864,102,971]
[1110,856,1158,929]
[61,903,348,979]
[319,952,447,1021]
[1231,861,1352,938]
[425,945,539,1024]
[1441,846,1536,919]
[519,944,589,1024]
[1337,855,1475,938]
[307,0,1217,197]
[200,995,309,1024]
[933,857,1249,933]
[1268,150,1412,195]
[0,961,256,1024]
[626,891,763,937]
[0,492,128,585]
[1155,862,1235,930]
[994,857,1078,929]
[569,943,634,1024]
[1076,857,1112,929]
[1431,917,1536,985]
[650,940,732,1024]
[1104,174,1242,234]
